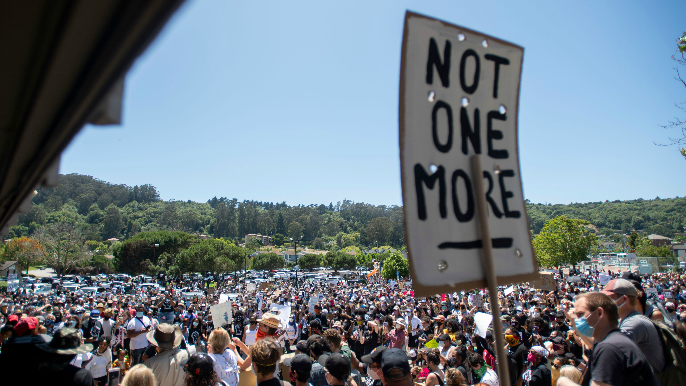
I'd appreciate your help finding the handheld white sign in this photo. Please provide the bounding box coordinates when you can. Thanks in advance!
[210,301,233,327]
[400,12,537,296]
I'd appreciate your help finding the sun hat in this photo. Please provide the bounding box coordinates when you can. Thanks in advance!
[257,312,283,329]
[37,327,93,355]
[147,324,184,350]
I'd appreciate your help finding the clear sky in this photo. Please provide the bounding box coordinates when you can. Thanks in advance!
[61,0,686,207]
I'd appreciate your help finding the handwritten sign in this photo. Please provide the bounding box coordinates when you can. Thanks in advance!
[400,11,536,296]
[599,274,611,286]
[210,301,233,327]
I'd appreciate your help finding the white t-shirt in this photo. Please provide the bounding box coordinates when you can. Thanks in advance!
[99,318,114,338]
[85,353,110,378]
[480,368,499,386]
[127,316,151,350]
[209,350,239,386]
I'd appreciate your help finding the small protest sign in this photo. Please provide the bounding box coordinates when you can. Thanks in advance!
[400,11,536,297]
[247,283,256,292]
[269,303,291,328]
[210,301,232,327]
[664,291,673,299]
[646,287,658,297]
[599,274,611,286]
[474,312,493,338]
[309,297,318,314]
[530,272,556,291]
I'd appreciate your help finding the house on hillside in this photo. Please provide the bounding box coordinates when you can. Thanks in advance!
[648,234,672,247]
[245,234,272,246]
[1,260,24,277]
[282,250,305,263]
[672,243,686,259]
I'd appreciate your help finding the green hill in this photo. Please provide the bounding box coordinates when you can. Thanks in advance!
[6,173,686,245]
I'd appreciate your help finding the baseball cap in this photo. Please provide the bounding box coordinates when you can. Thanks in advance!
[90,309,100,318]
[601,279,638,297]
[381,348,411,381]
[284,354,312,373]
[437,333,451,342]
[14,317,38,337]
[361,346,388,364]
[318,353,350,380]
[295,340,309,353]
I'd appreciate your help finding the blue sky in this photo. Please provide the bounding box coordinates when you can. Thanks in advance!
[61,0,686,206]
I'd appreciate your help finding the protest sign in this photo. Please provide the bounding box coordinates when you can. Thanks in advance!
[530,272,556,291]
[247,282,256,292]
[269,303,291,328]
[599,274,611,286]
[400,11,536,297]
[664,291,673,299]
[210,301,232,326]
[504,286,514,296]
[474,312,493,338]
[219,294,229,304]
[646,287,658,297]
[259,282,272,291]
[309,297,319,314]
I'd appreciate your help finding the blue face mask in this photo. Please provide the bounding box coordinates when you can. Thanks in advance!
[575,310,598,337]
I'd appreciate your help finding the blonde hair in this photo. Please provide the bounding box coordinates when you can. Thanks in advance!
[122,364,156,386]
[249,338,282,375]
[446,368,467,386]
[559,365,582,383]
[208,327,230,353]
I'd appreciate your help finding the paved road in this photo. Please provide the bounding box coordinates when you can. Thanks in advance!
[27,267,56,278]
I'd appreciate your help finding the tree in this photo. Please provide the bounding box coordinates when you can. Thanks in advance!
[331,252,358,272]
[288,221,304,241]
[272,233,286,247]
[657,31,686,159]
[2,237,46,273]
[635,236,673,258]
[381,251,409,280]
[533,215,598,268]
[34,223,88,277]
[298,253,321,271]
[365,217,393,246]
[312,237,325,250]
[251,252,284,271]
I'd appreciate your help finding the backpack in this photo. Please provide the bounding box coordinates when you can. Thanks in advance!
[652,320,686,386]
[646,295,674,329]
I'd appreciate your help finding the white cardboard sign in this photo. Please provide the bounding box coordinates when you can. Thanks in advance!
[210,301,233,326]
[474,312,493,338]
[599,274,611,286]
[400,12,537,297]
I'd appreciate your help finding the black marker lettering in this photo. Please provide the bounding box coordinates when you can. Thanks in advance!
[414,164,447,220]
[459,49,480,94]
[460,107,481,155]
[426,38,451,88]
[487,111,508,159]
[450,169,474,222]
[498,169,521,218]
[482,171,503,218]
[484,54,510,99]
[432,101,453,153]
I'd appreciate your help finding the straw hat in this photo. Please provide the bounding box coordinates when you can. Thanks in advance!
[258,312,283,329]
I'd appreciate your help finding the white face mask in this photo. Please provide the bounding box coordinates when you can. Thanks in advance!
[367,366,381,380]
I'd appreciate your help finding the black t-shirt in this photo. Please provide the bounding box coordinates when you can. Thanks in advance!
[308,313,328,329]
[509,343,528,379]
[590,330,660,386]
[188,326,202,345]
[258,377,291,386]
[161,298,174,313]
[528,361,551,386]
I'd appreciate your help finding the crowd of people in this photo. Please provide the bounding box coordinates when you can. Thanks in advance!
[1,266,686,386]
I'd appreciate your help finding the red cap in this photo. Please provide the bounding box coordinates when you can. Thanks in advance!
[14,317,37,337]
[8,315,19,323]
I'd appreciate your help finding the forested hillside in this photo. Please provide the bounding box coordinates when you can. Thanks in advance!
[6,174,686,247]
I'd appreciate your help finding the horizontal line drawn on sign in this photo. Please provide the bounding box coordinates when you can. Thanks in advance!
[438,237,512,249]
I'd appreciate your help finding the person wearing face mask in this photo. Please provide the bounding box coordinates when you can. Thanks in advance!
[601,279,666,377]
[127,305,152,366]
[504,328,527,385]
[557,292,659,386]
[361,346,387,386]
[286,314,299,353]
[187,313,205,352]
[522,346,550,386]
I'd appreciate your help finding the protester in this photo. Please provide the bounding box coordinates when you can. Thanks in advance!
[184,353,221,386]
[122,364,157,386]
[557,292,660,386]
[207,328,240,386]
[144,324,190,386]
[249,338,291,386]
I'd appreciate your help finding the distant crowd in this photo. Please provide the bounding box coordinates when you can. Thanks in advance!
[1,266,686,386]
